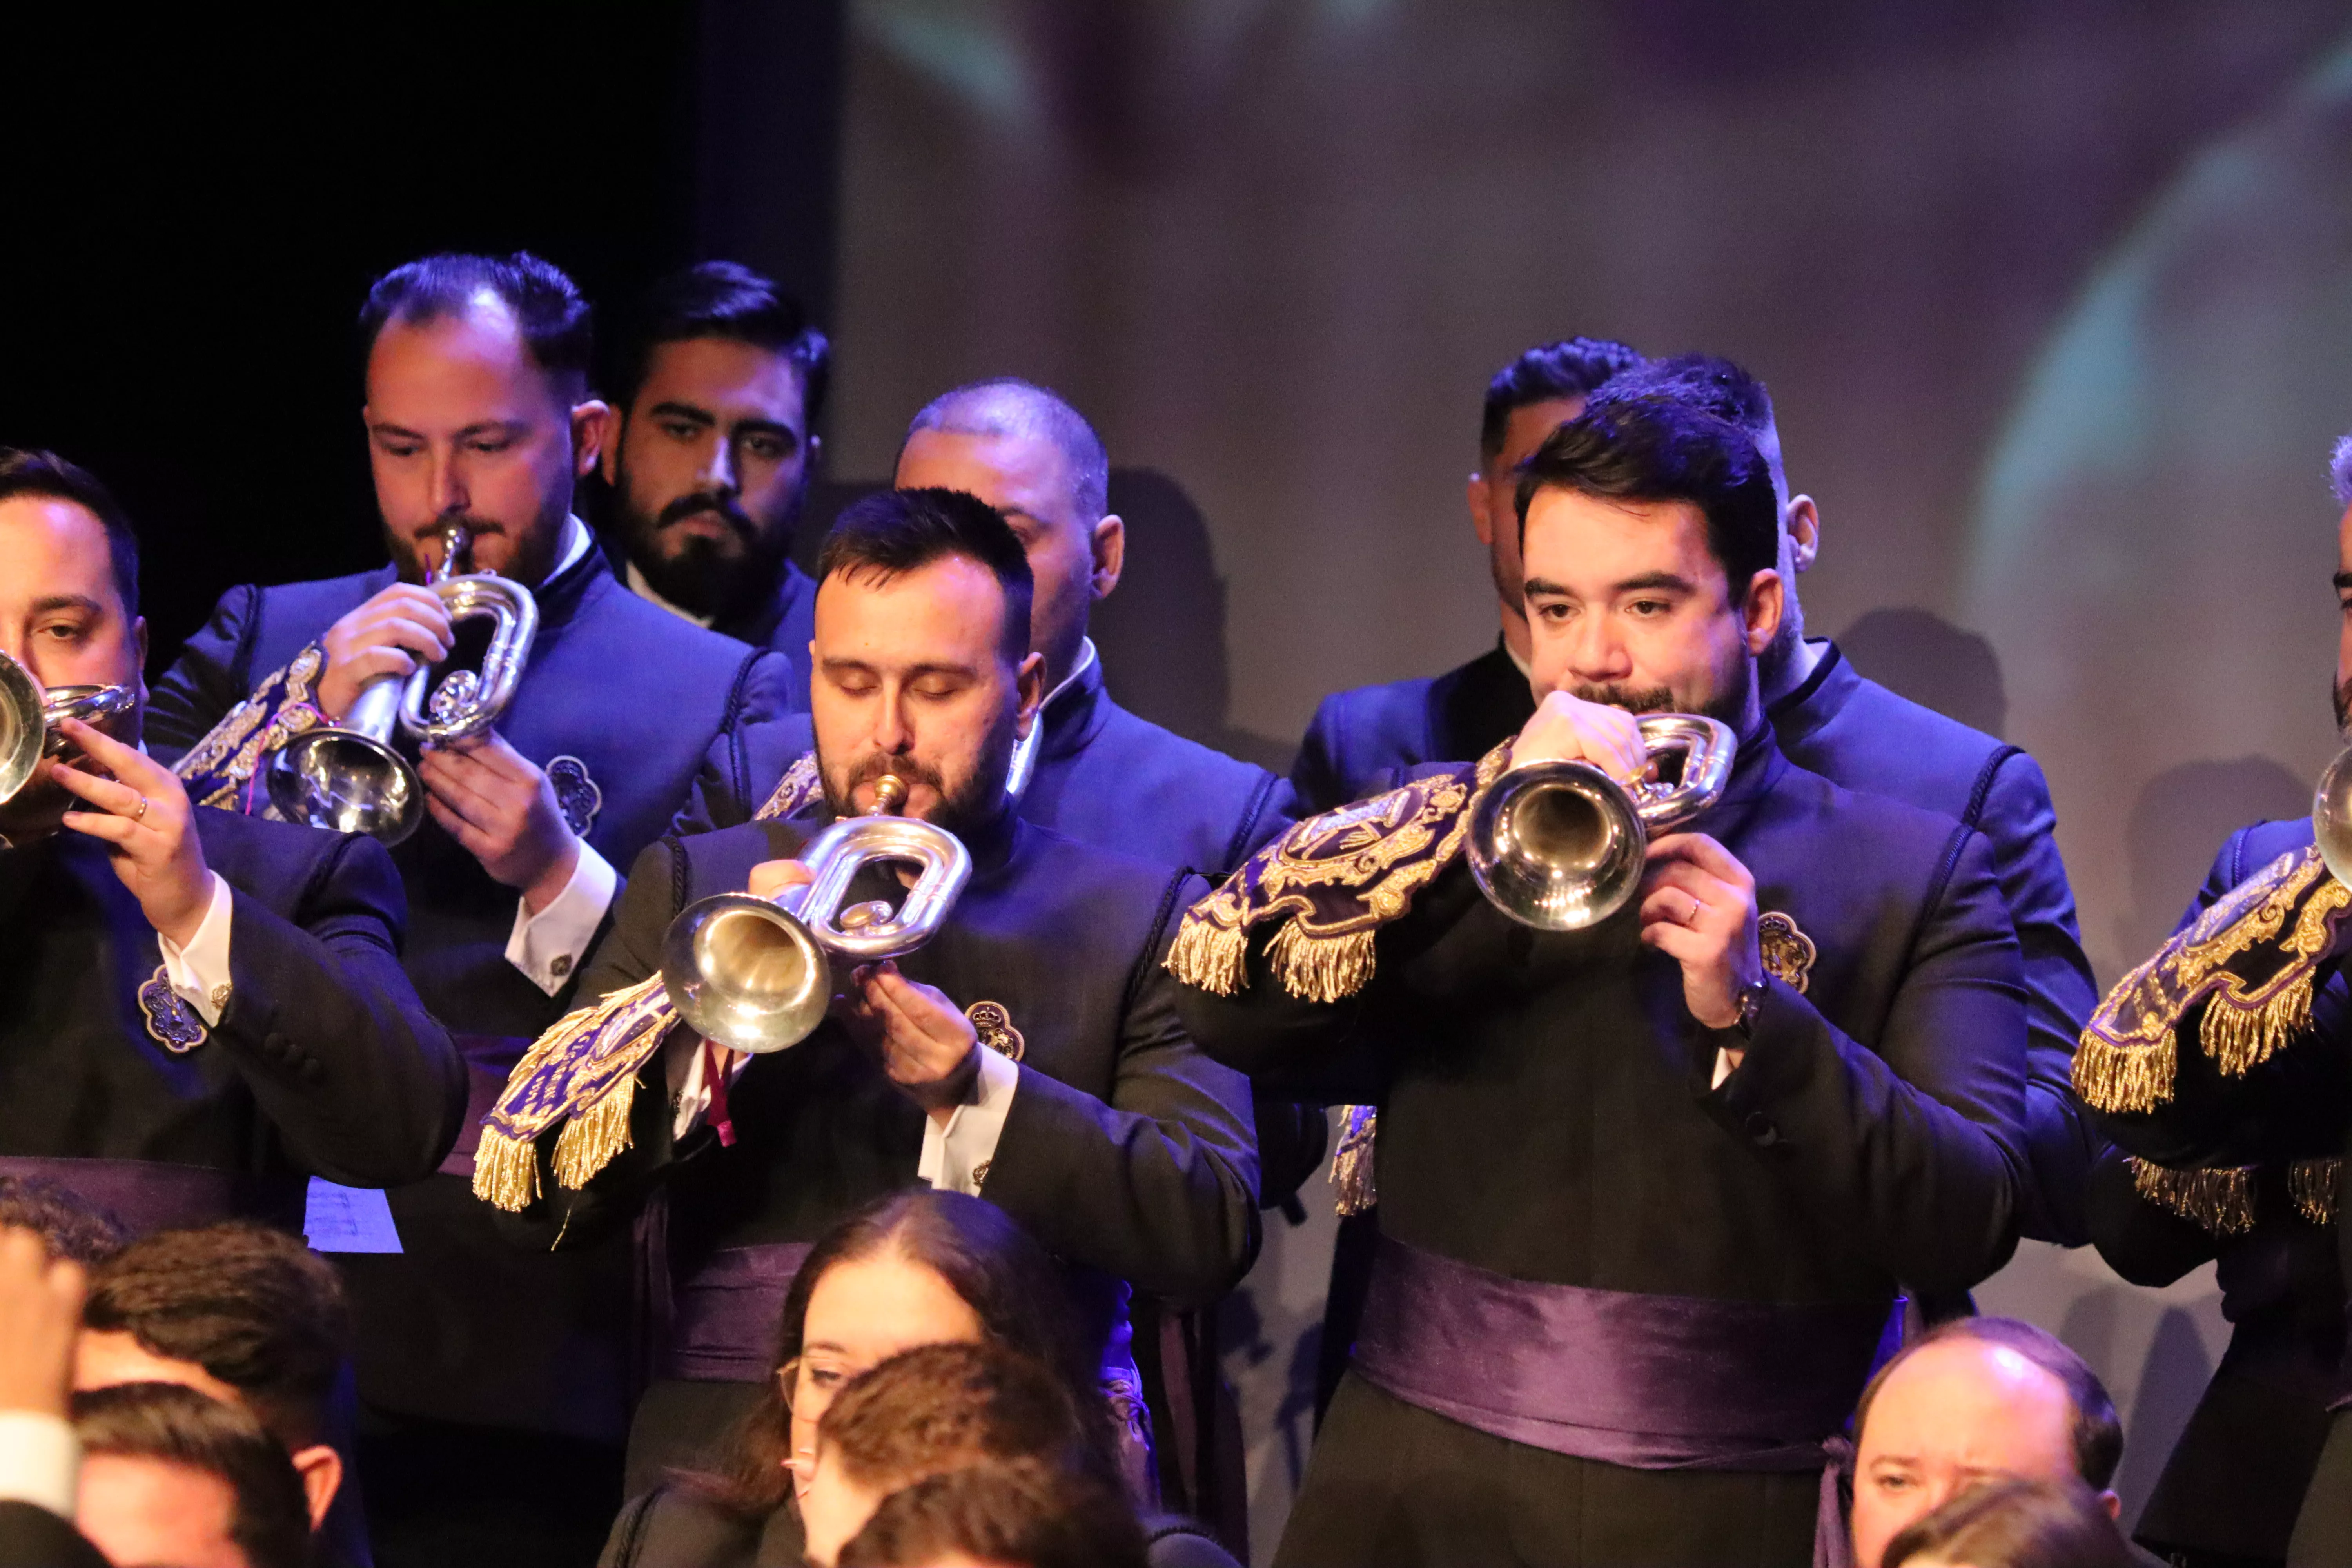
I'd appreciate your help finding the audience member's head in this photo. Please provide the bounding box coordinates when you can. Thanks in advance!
[1468,337,1643,654]
[604,260,829,622]
[706,1191,1104,1521]
[72,1381,313,1568]
[800,1342,1097,1566]
[837,1460,1149,1568]
[1883,1475,2138,1568]
[895,378,1116,690]
[77,1224,352,1529]
[1850,1318,2123,1568]
[0,1176,127,1266]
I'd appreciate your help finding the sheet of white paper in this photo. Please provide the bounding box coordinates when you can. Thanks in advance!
[302,1178,402,1254]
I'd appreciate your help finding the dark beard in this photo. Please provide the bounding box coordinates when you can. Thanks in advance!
[815,719,1015,841]
[625,488,799,622]
[1568,651,1753,730]
[387,512,561,590]
[2334,672,2351,734]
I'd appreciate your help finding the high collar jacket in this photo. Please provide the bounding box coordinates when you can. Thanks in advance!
[145,546,795,1037]
[1289,639,1535,814]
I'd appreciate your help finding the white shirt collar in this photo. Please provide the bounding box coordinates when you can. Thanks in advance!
[1502,636,1533,682]
[1043,637,1100,713]
[554,513,593,578]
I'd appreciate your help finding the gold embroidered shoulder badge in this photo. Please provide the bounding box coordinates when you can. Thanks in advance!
[751,752,824,823]
[1166,742,1512,1003]
[1757,912,1816,994]
[966,1001,1025,1062]
[2074,846,2352,1116]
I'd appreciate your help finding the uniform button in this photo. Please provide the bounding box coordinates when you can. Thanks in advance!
[300,1059,324,1084]
[264,1033,294,1062]
[550,954,573,979]
[1743,1112,1780,1147]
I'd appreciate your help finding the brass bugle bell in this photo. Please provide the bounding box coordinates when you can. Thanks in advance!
[0,648,138,807]
[658,715,1044,1055]
[1466,712,1737,930]
[267,524,539,845]
[660,775,975,1054]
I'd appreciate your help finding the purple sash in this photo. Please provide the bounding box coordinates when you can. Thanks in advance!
[661,1242,815,1382]
[0,1155,307,1236]
[1352,1235,1884,1470]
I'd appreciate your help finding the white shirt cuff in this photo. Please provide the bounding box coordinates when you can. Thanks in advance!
[1711,1046,1738,1091]
[505,841,618,995]
[0,1411,78,1517]
[157,871,234,1025]
[918,1046,1020,1196]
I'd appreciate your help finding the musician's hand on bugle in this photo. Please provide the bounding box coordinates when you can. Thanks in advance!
[317,583,454,720]
[746,859,815,903]
[50,718,215,949]
[836,960,982,1123]
[1636,832,1762,1044]
[1511,689,1649,781]
[418,731,578,912]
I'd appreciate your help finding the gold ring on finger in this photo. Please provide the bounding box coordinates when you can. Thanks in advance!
[133,795,151,823]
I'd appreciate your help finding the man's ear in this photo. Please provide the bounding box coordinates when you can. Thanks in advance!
[806,432,825,477]
[1467,472,1494,547]
[132,617,150,713]
[1741,569,1785,656]
[2099,1489,2121,1521]
[1089,515,1125,601]
[1785,496,1821,575]
[571,399,615,478]
[1014,651,1047,733]
[289,1443,342,1530]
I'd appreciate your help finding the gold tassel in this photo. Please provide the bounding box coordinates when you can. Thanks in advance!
[2199,969,2315,1080]
[2128,1156,2257,1236]
[1165,916,1249,997]
[2070,1030,2177,1116]
[2290,1158,2341,1226]
[1266,923,1379,1004]
[550,1074,637,1192]
[470,1126,540,1214]
[1330,1105,1378,1216]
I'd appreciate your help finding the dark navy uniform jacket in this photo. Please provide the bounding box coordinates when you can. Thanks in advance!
[1295,636,2099,1246]
[0,808,462,1207]
[1176,731,2030,1568]
[2090,815,2352,1564]
[602,534,816,714]
[697,645,1292,882]
[1290,641,1534,813]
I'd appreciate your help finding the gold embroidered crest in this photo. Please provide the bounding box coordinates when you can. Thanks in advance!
[1757,911,1816,994]
[965,1000,1025,1062]
[751,752,824,823]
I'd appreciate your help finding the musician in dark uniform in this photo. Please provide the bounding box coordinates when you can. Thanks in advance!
[473,488,1259,1522]
[0,449,460,1234]
[1595,355,2103,1248]
[2074,440,2352,1568]
[599,261,828,704]
[1290,336,1642,813]
[1171,397,2030,1567]
[143,254,796,1568]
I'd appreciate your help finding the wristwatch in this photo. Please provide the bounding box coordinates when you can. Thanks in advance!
[1729,976,1768,1041]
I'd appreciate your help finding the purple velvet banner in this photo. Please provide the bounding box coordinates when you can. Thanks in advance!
[0,1154,307,1237]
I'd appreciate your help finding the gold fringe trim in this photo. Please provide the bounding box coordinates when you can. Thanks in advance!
[2291,1158,2342,1227]
[471,1126,541,1214]
[550,1074,637,1193]
[1330,1105,1378,1216]
[1265,922,1379,1005]
[2200,969,2315,1080]
[2071,1031,2177,1116]
[1165,915,1249,998]
[2129,1156,2257,1237]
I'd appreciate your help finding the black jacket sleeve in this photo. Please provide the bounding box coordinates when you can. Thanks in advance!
[2084,1143,2219,1288]
[0,1501,110,1568]
[980,874,1263,1305]
[1701,827,2030,1294]
[1975,748,2105,1246]
[144,584,260,764]
[213,832,466,1185]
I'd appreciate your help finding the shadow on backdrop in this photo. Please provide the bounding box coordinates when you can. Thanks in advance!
[1836,608,2009,739]
[2116,757,2309,965]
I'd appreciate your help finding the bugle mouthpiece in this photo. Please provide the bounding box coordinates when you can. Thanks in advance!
[870,775,908,815]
